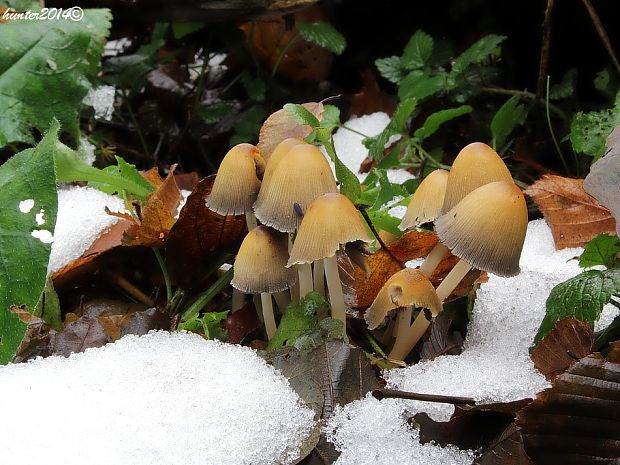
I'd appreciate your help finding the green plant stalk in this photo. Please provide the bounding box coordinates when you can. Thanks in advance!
[181,267,234,321]
[411,141,451,170]
[545,76,570,174]
[124,91,150,158]
[153,248,173,304]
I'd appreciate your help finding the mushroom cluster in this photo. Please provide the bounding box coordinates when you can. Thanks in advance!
[207,139,370,340]
[367,142,528,361]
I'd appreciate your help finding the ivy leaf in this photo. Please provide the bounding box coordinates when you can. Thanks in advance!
[490,96,528,152]
[450,34,506,78]
[579,233,620,269]
[375,56,405,84]
[0,9,111,146]
[296,20,346,55]
[550,68,577,100]
[0,121,59,364]
[535,268,620,344]
[400,30,434,70]
[570,95,620,159]
[414,105,472,141]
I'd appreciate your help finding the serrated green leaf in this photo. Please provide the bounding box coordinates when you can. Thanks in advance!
[535,268,620,344]
[241,72,266,102]
[450,34,506,77]
[0,9,111,146]
[398,72,446,101]
[284,103,321,128]
[414,105,472,140]
[490,96,528,151]
[178,310,229,340]
[375,56,405,84]
[297,20,346,55]
[579,233,620,269]
[594,68,614,97]
[550,68,577,100]
[570,97,620,159]
[321,104,341,129]
[198,102,236,124]
[0,122,59,364]
[364,98,417,159]
[401,30,434,70]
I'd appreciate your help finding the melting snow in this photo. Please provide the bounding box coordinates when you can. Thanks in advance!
[0,331,315,465]
[31,229,53,244]
[35,209,45,225]
[83,85,116,121]
[18,199,34,213]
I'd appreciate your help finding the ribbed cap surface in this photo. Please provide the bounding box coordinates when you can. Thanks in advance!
[400,169,449,230]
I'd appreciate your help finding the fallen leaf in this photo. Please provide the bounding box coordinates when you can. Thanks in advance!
[420,310,463,361]
[348,69,397,118]
[257,102,324,157]
[50,316,110,357]
[530,317,595,380]
[166,175,247,285]
[525,174,616,249]
[222,303,261,344]
[517,352,620,464]
[474,423,533,465]
[584,124,620,236]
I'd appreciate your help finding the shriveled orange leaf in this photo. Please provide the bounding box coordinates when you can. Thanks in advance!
[257,102,324,158]
[347,230,484,309]
[525,174,616,249]
[166,175,247,285]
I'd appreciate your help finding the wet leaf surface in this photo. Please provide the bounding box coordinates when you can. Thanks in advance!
[473,423,533,465]
[222,303,261,344]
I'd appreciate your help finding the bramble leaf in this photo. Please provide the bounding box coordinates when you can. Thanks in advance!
[414,105,472,141]
[297,20,346,55]
[375,56,405,84]
[401,30,434,70]
[490,96,528,151]
[579,233,620,269]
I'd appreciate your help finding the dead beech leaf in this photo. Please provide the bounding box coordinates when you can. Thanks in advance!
[474,423,533,465]
[257,102,324,158]
[420,310,463,361]
[50,316,110,357]
[525,174,616,249]
[530,317,595,381]
[166,175,247,285]
[348,69,397,118]
[223,303,261,344]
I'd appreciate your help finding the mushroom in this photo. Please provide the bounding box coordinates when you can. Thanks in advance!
[260,138,304,186]
[287,193,371,323]
[399,169,449,231]
[231,225,296,339]
[206,143,265,231]
[418,142,514,276]
[364,269,442,361]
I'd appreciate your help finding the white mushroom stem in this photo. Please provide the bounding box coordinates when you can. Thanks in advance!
[419,243,449,276]
[313,260,326,297]
[288,235,300,301]
[273,291,291,313]
[324,255,346,324]
[435,260,472,301]
[245,211,258,231]
[232,289,245,312]
[394,307,412,345]
[261,293,277,340]
[298,263,314,298]
[389,308,431,361]
[380,318,396,346]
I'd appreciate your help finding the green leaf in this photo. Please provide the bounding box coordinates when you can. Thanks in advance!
[570,97,620,159]
[318,130,361,203]
[230,105,266,146]
[171,22,204,39]
[198,102,236,124]
[267,292,329,350]
[398,72,446,101]
[490,96,528,151]
[35,277,63,331]
[321,104,341,130]
[414,105,472,140]
[375,56,405,84]
[284,103,321,127]
[535,268,620,344]
[550,68,577,100]
[579,234,620,269]
[400,30,434,70]
[177,310,229,340]
[594,68,616,98]
[296,20,346,55]
[450,34,506,77]
[0,9,111,146]
[364,98,417,159]
[241,72,266,102]
[0,122,59,364]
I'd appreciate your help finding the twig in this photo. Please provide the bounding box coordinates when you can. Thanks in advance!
[110,273,155,307]
[360,208,405,269]
[581,0,620,74]
[537,0,555,98]
[545,76,570,174]
[372,389,475,405]
[123,91,150,158]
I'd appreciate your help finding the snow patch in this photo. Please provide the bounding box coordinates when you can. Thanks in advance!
[35,209,45,226]
[31,229,53,244]
[83,85,116,121]
[0,331,315,465]
[18,199,34,213]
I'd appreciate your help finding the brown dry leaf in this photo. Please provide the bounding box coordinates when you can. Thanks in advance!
[166,175,247,285]
[530,317,595,381]
[50,316,110,357]
[517,352,620,464]
[348,69,397,118]
[222,303,261,344]
[474,423,534,465]
[525,174,616,249]
[257,101,324,157]
[348,230,484,309]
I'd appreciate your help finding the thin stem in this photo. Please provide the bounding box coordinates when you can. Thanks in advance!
[313,259,326,297]
[545,76,570,174]
[360,208,405,269]
[435,260,472,302]
[340,125,370,138]
[261,293,277,340]
[389,309,430,361]
[111,273,155,307]
[324,255,346,324]
[288,235,300,302]
[372,389,475,405]
[365,328,387,358]
[537,0,555,98]
[419,243,449,277]
[124,91,150,158]
[479,86,567,120]
[181,267,234,321]
[271,32,300,77]
[581,0,620,74]
[153,249,172,303]
[411,142,451,170]
[298,263,314,298]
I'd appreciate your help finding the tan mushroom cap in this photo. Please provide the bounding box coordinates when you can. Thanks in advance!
[231,225,296,293]
[254,144,337,233]
[435,180,528,277]
[206,143,265,216]
[365,269,442,330]
[287,193,371,266]
[399,169,449,230]
[441,142,513,213]
[259,138,305,189]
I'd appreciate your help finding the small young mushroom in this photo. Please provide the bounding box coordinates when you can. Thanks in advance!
[287,193,371,323]
[364,269,442,361]
[260,138,304,186]
[231,225,296,340]
[399,169,449,231]
[206,143,265,231]
[418,142,514,276]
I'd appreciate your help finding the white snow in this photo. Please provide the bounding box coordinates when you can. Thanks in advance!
[35,209,45,225]
[78,136,97,166]
[18,199,34,213]
[83,85,116,121]
[49,186,127,274]
[0,331,315,465]
[31,229,53,244]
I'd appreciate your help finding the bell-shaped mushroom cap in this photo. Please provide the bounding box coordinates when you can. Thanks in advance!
[435,180,527,277]
[441,142,513,213]
[287,193,371,266]
[365,269,442,330]
[254,144,337,233]
[231,226,296,293]
[399,169,449,230]
[206,143,265,216]
[260,138,305,187]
